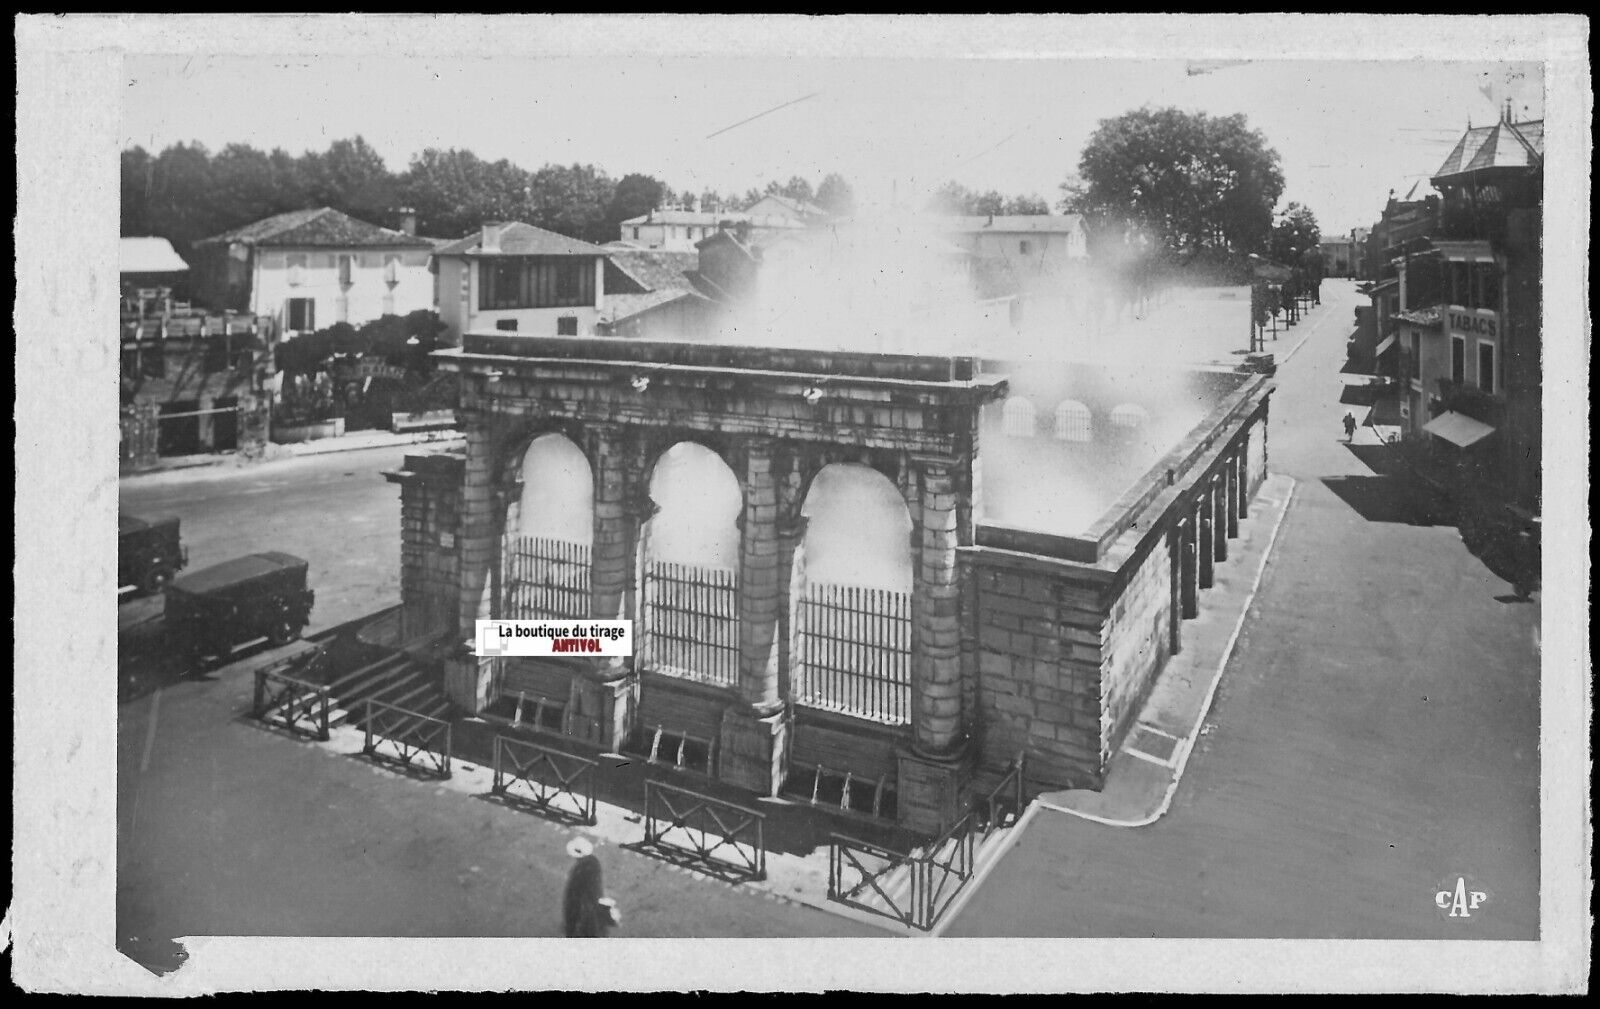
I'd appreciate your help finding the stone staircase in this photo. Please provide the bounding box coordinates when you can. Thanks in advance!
[323,648,454,734]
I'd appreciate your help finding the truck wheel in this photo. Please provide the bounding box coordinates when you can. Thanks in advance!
[140,563,174,597]
[267,618,301,647]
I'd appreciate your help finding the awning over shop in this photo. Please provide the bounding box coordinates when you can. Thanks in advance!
[1423,410,1496,448]
[1375,334,1398,356]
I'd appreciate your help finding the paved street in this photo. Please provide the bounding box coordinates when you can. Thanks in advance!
[117,446,883,972]
[945,279,1541,939]
[119,449,414,636]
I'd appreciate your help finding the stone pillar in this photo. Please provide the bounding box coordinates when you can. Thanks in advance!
[1226,454,1240,539]
[1237,447,1250,521]
[1197,494,1215,590]
[1180,516,1199,619]
[720,438,790,795]
[899,457,969,835]
[1168,522,1184,655]
[912,459,964,756]
[588,424,642,753]
[1212,473,1229,563]
[457,404,497,632]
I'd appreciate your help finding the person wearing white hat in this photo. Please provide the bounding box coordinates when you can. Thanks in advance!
[562,837,620,937]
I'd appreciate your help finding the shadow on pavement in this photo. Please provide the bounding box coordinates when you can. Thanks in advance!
[1321,474,1446,526]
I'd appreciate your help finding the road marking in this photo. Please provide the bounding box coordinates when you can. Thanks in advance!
[1136,724,1181,741]
[140,686,161,773]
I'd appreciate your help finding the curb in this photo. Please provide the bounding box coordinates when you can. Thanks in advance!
[1037,476,1299,829]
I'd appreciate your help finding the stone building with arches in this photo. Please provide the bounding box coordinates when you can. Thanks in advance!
[384,334,1272,834]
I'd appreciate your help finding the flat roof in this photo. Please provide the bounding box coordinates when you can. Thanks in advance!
[169,552,306,594]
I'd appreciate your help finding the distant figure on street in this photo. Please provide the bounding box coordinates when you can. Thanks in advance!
[1342,412,1358,442]
[562,837,620,937]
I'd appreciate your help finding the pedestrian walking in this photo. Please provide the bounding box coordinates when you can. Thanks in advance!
[562,838,620,937]
[1342,412,1358,442]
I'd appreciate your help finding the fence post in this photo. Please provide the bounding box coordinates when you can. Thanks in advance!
[318,687,330,741]
[441,723,453,779]
[363,699,374,755]
[252,669,265,719]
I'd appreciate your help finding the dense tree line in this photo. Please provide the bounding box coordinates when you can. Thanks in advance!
[924,181,1051,217]
[121,136,864,256]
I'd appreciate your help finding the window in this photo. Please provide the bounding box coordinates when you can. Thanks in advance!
[337,254,354,287]
[1451,336,1466,384]
[1111,403,1149,430]
[556,316,578,336]
[1054,400,1092,442]
[383,254,401,286]
[632,227,640,240]
[286,297,315,332]
[479,257,596,310]
[1410,332,1422,386]
[336,294,349,324]
[285,253,307,287]
[496,319,519,332]
[1477,341,1496,394]
[1001,397,1036,437]
[1019,240,1032,255]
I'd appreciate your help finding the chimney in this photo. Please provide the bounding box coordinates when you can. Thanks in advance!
[399,207,417,236]
[480,223,502,253]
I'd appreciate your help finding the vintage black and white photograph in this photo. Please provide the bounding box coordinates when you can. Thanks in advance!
[12,13,1591,995]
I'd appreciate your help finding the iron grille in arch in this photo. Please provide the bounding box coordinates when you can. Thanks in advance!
[795,583,912,725]
[503,536,591,621]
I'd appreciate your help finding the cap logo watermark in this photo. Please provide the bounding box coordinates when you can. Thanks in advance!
[1435,876,1489,919]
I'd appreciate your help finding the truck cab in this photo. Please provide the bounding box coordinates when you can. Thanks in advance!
[119,513,188,596]
[165,552,315,663]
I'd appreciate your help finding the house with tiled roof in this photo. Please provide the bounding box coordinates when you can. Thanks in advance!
[192,207,436,336]
[432,221,610,344]
[595,248,717,341]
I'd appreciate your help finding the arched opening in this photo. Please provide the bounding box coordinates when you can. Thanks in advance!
[792,464,914,725]
[503,433,593,621]
[1110,402,1149,431]
[1001,396,1037,438]
[1054,399,1093,442]
[637,441,742,686]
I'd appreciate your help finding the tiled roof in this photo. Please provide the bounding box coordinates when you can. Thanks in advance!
[602,290,694,324]
[199,208,433,248]
[431,222,606,257]
[120,237,189,273]
[750,193,829,218]
[604,249,699,293]
[937,214,1085,234]
[620,209,751,227]
[1435,119,1544,179]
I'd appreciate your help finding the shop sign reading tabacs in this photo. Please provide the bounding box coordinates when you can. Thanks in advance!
[1447,308,1499,340]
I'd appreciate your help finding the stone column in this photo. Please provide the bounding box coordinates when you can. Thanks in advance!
[578,424,642,753]
[896,457,969,834]
[1180,515,1199,619]
[457,401,496,632]
[1236,447,1249,520]
[1168,521,1185,655]
[1212,473,1229,563]
[912,459,964,756]
[719,438,790,795]
[1226,454,1241,539]
[1197,493,1215,590]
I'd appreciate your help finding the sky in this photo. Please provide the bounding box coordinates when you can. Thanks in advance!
[121,27,1545,238]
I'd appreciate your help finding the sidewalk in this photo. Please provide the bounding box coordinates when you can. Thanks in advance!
[1033,472,1297,827]
[121,428,464,482]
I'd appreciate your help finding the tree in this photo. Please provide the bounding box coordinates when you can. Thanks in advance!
[399,148,532,238]
[301,136,396,222]
[815,173,856,216]
[1270,201,1322,266]
[1072,107,1285,255]
[604,173,667,239]
[1004,194,1050,215]
[764,175,815,205]
[526,162,616,243]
